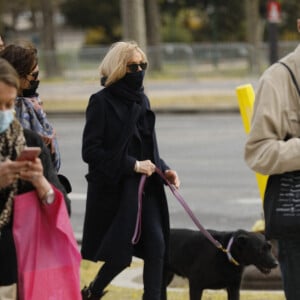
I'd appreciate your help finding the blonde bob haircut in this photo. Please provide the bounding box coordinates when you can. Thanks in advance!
[99,41,147,87]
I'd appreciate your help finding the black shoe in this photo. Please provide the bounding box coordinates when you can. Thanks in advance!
[81,286,107,300]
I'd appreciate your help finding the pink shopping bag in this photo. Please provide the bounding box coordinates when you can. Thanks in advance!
[13,187,82,300]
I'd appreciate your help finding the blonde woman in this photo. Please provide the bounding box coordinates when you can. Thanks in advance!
[81,41,180,300]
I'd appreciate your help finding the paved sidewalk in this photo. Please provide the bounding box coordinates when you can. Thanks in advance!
[39,76,259,113]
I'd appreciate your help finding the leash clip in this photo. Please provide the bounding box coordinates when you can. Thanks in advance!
[225,236,240,266]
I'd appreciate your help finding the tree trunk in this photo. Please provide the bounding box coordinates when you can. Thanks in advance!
[121,0,147,51]
[245,0,264,73]
[40,0,60,78]
[145,0,162,71]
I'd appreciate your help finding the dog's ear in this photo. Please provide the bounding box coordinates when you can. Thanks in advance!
[236,234,248,247]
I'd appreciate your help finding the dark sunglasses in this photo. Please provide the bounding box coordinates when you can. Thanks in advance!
[127,62,148,73]
[28,71,39,80]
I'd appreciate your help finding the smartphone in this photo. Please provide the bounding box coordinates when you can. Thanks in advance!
[17,147,41,161]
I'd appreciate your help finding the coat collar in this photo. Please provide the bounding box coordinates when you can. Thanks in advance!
[104,90,141,123]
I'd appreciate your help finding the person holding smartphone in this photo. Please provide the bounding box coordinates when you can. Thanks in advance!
[0,58,70,289]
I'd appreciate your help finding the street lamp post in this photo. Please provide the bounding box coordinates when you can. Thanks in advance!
[207,2,219,68]
[267,1,281,65]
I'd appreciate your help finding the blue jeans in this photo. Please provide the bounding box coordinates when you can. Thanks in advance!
[278,238,300,300]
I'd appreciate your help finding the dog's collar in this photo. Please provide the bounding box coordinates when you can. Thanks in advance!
[226,236,240,266]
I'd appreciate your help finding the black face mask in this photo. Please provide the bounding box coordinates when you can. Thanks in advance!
[122,71,145,90]
[22,80,40,97]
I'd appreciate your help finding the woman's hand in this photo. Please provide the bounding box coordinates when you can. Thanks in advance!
[0,159,29,189]
[164,169,180,189]
[134,160,156,176]
[19,157,52,200]
[19,157,43,184]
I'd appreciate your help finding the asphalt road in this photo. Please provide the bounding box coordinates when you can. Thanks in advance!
[49,112,263,240]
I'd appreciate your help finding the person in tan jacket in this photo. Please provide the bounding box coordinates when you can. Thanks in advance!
[245,19,300,300]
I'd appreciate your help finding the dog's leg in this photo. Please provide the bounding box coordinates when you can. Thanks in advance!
[189,280,203,300]
[227,286,240,300]
[165,271,174,286]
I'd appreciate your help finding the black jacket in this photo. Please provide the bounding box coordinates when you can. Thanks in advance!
[81,88,170,265]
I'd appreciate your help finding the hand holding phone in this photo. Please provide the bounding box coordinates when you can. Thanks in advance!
[17,147,41,161]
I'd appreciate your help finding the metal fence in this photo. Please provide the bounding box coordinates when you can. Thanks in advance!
[38,41,299,80]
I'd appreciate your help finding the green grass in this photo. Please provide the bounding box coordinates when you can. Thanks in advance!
[80,260,285,300]
[43,94,238,113]
[149,66,252,80]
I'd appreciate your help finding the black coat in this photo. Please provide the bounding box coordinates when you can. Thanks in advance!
[0,129,71,285]
[81,87,170,265]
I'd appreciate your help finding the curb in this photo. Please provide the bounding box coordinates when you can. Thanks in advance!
[40,77,250,115]
[45,105,240,116]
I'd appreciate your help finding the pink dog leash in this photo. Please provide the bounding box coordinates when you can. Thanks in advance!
[132,167,232,257]
[131,173,147,245]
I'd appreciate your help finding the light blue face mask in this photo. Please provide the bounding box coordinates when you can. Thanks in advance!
[0,109,14,134]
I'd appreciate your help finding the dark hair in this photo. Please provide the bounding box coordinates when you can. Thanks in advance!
[0,44,38,78]
[0,35,4,50]
[0,58,20,90]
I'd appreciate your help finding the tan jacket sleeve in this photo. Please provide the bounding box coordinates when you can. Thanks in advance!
[245,48,300,175]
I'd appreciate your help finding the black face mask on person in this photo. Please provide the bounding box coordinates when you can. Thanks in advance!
[22,80,40,97]
[122,70,145,90]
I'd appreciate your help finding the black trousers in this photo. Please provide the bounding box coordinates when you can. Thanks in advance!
[90,191,166,300]
[278,238,300,300]
[0,227,18,285]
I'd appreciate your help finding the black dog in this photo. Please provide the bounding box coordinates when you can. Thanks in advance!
[164,228,277,300]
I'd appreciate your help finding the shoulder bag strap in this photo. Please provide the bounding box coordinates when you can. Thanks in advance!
[279,61,300,97]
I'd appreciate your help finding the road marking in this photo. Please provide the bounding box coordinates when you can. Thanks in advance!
[233,198,261,204]
[69,192,86,201]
